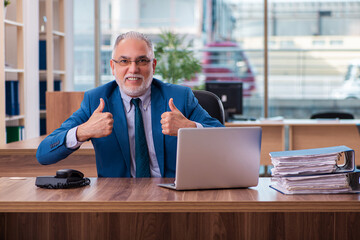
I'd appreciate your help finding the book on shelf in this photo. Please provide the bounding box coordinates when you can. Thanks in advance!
[40,118,47,136]
[6,126,25,143]
[269,146,359,194]
[5,80,20,116]
[39,40,46,70]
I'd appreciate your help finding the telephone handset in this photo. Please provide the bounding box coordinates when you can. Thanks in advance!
[56,169,84,179]
[35,169,91,189]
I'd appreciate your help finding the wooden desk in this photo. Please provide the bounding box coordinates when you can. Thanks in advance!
[0,177,359,240]
[0,136,97,177]
[226,121,285,165]
[286,119,360,165]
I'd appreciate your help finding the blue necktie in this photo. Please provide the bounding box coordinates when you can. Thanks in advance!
[131,98,151,178]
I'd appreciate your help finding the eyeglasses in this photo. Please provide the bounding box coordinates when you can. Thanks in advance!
[112,58,152,66]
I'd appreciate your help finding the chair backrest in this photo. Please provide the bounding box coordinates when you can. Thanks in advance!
[310,112,354,119]
[46,92,85,134]
[193,90,225,124]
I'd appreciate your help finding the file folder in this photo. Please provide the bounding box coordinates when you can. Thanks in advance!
[270,171,360,194]
[270,145,355,177]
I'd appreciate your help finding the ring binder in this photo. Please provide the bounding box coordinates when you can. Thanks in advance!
[270,145,355,177]
[269,146,359,194]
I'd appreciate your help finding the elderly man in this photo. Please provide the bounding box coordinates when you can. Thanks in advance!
[36,31,223,177]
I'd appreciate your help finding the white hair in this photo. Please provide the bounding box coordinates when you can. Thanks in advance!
[113,31,154,58]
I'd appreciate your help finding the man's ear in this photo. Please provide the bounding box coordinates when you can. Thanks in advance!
[152,58,157,74]
[110,59,115,75]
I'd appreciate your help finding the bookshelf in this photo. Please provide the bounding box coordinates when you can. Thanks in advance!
[0,0,45,145]
[39,0,66,92]
[39,0,67,135]
[1,0,70,144]
[0,0,27,145]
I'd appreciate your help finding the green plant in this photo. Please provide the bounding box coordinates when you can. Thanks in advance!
[154,31,202,85]
[4,0,10,7]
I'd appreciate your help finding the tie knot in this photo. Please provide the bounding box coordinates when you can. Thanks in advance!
[131,98,141,109]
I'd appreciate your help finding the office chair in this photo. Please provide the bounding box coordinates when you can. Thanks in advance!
[193,90,225,124]
[310,112,354,119]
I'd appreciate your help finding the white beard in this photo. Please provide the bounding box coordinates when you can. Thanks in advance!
[117,73,153,97]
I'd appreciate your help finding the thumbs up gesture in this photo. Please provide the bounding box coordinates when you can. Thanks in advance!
[160,98,196,136]
[77,98,114,141]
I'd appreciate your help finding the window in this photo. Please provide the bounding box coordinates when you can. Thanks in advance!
[73,0,360,118]
[268,0,360,118]
[73,0,95,91]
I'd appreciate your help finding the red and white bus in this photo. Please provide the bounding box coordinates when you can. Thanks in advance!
[201,41,256,97]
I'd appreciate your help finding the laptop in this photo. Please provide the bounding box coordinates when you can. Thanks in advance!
[158,127,262,190]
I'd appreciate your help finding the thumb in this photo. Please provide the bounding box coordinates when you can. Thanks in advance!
[169,98,179,112]
[94,98,105,113]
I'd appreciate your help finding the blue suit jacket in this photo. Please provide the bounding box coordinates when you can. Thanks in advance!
[36,79,223,177]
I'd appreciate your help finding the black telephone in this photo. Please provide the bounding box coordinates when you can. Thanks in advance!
[35,169,91,189]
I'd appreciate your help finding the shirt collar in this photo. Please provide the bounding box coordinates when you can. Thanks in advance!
[119,87,151,113]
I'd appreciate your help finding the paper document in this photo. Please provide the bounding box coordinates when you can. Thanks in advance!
[270,172,360,194]
[270,146,354,177]
[269,146,358,194]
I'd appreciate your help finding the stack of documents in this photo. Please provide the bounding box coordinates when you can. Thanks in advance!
[271,151,343,177]
[269,146,359,194]
[271,173,360,194]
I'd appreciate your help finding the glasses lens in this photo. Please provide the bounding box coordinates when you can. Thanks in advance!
[137,59,151,66]
[116,59,129,66]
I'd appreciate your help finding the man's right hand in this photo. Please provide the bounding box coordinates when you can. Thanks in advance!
[76,98,114,141]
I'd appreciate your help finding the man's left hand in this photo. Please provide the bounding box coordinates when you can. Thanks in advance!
[161,98,196,136]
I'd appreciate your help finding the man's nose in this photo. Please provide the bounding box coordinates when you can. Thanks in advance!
[128,61,140,73]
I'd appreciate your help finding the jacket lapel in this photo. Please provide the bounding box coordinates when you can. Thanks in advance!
[151,84,166,176]
[106,88,131,172]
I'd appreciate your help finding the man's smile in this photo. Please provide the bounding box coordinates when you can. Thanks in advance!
[126,77,141,81]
